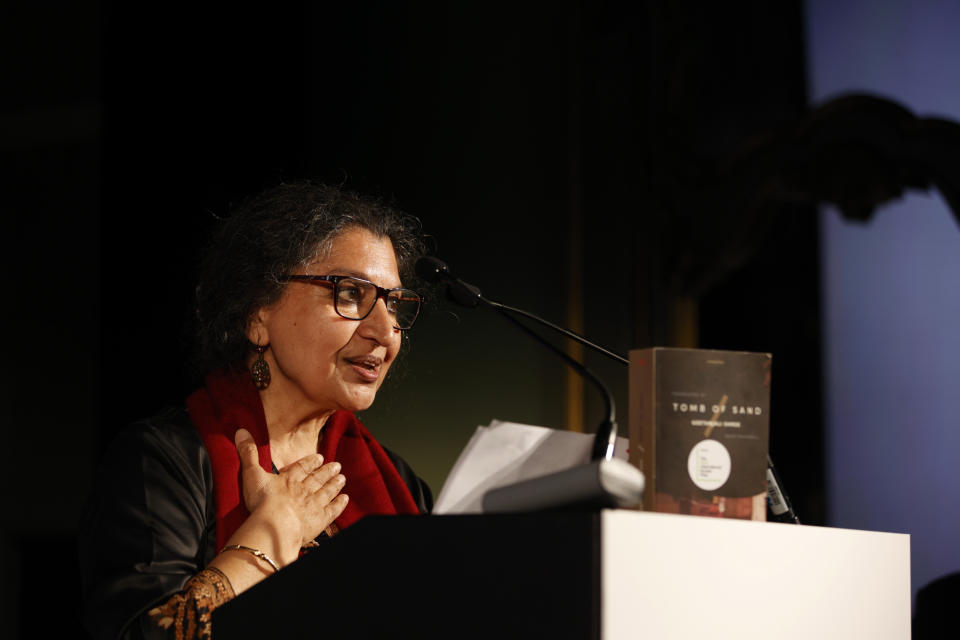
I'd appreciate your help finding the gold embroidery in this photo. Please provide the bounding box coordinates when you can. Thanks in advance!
[147,567,235,640]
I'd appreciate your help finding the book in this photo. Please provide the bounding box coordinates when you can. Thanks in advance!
[629,347,771,520]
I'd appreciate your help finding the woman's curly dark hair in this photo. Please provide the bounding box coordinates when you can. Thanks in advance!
[194,181,425,374]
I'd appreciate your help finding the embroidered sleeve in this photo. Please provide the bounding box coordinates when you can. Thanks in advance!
[146,568,235,640]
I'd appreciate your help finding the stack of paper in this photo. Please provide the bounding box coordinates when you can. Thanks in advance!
[433,420,630,514]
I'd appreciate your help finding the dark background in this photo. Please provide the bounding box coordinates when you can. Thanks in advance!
[3,2,821,637]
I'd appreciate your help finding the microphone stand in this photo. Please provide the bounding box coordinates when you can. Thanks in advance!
[437,267,618,461]
[480,295,618,461]
[495,301,629,365]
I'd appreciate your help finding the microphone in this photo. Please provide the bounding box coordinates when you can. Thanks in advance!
[416,256,618,461]
[416,256,481,308]
[416,257,626,364]
[414,255,451,281]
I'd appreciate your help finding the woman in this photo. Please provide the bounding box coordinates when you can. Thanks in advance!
[79,182,431,640]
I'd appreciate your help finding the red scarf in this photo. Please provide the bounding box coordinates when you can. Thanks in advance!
[186,367,420,550]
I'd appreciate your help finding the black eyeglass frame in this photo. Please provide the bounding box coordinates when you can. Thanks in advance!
[280,274,424,330]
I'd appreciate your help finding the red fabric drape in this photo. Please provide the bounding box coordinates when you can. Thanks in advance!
[186,367,419,550]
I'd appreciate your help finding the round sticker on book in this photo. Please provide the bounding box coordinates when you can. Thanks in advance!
[687,439,732,491]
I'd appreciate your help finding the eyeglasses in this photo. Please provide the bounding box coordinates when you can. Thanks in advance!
[281,274,423,330]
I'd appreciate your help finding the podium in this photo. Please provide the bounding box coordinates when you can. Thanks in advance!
[213,511,910,639]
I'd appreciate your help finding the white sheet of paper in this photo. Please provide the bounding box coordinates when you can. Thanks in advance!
[432,420,630,514]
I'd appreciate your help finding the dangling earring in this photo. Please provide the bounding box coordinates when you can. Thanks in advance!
[250,343,271,390]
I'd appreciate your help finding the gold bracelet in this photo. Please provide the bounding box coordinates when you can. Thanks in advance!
[219,544,280,573]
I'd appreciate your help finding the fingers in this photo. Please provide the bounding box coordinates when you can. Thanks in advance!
[305,466,347,526]
[326,492,349,520]
[302,460,341,491]
[274,455,343,506]
[306,490,349,543]
[312,464,346,500]
[283,453,325,479]
[236,428,272,512]
[236,439,349,545]
[234,429,260,470]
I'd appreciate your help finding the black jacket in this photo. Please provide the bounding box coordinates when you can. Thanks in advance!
[78,406,431,640]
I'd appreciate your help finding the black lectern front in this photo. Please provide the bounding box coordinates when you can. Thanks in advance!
[213,513,601,639]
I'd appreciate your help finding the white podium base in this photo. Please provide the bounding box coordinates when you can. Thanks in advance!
[601,511,911,640]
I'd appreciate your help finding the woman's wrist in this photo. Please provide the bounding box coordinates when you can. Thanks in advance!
[219,544,280,574]
[209,505,302,596]
[243,495,306,564]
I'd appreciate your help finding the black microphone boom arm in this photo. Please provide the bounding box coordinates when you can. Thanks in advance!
[416,256,618,461]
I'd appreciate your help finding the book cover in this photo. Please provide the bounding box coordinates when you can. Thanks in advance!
[629,347,771,520]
